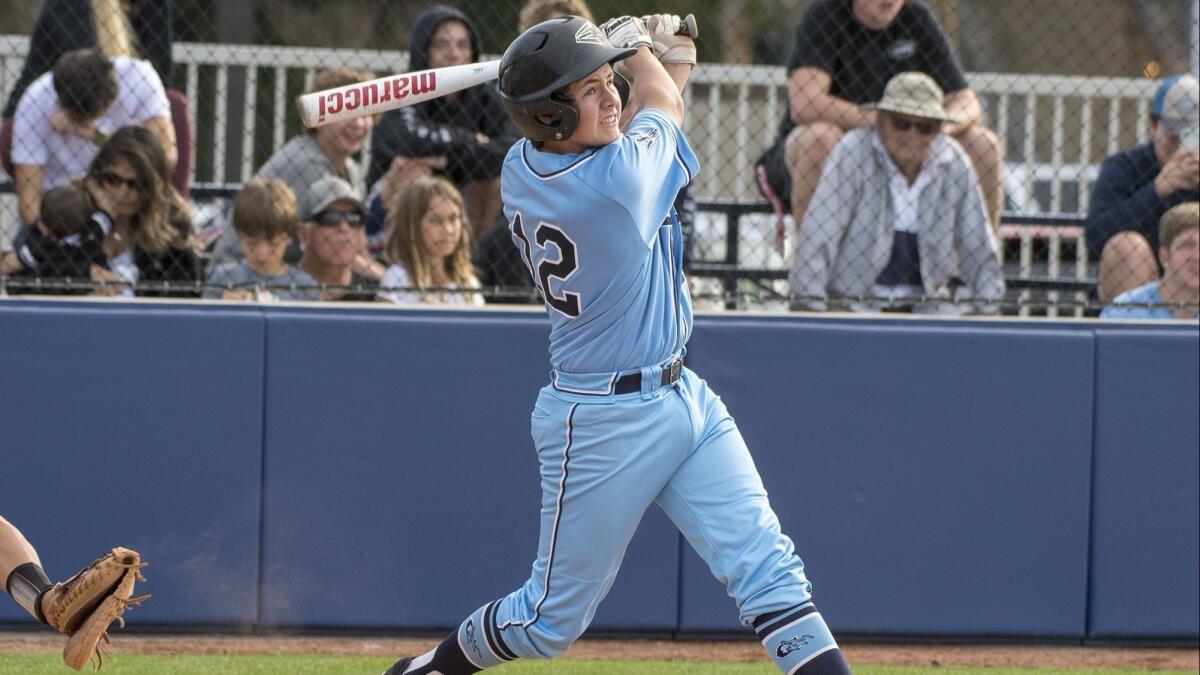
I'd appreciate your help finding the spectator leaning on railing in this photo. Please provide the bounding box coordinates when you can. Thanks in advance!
[1101,201,1199,320]
[1,0,181,190]
[788,72,1002,314]
[756,0,1004,244]
[204,178,320,302]
[11,48,175,228]
[1086,74,1199,302]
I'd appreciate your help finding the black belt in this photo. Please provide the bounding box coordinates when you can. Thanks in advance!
[613,358,683,395]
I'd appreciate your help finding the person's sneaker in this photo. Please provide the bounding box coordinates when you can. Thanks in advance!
[382,656,412,674]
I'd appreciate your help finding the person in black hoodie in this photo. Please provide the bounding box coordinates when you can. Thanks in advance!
[367,5,519,243]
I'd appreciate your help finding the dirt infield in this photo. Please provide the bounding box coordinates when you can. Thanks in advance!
[1,632,1197,670]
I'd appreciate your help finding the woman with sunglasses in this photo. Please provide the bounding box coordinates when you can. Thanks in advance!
[378,176,482,306]
[788,71,1003,314]
[85,124,201,296]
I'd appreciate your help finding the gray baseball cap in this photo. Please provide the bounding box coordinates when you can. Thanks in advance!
[301,175,364,221]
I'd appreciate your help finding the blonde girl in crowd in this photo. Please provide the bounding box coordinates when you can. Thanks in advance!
[379,176,483,306]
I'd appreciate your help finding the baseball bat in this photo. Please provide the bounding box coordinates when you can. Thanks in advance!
[298,60,500,128]
[298,14,698,129]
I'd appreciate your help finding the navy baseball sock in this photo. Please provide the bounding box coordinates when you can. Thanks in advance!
[754,603,851,674]
[385,632,482,674]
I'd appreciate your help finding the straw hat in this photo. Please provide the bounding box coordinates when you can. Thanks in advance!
[863,71,960,124]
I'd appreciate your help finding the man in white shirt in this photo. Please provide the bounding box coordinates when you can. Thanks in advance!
[11,48,174,226]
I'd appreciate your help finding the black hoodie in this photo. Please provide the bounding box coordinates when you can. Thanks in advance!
[366,5,519,189]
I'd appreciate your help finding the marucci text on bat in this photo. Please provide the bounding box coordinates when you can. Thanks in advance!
[315,72,438,123]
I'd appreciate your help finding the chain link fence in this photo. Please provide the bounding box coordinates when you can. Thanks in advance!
[0,0,1197,317]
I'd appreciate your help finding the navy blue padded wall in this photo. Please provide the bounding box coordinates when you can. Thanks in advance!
[680,318,1095,637]
[0,303,265,625]
[1089,329,1200,639]
[258,308,679,630]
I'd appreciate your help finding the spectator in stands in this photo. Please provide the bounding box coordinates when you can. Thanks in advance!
[0,0,189,196]
[367,4,519,241]
[11,48,175,227]
[85,125,200,296]
[378,176,482,306]
[205,178,320,302]
[789,72,1003,313]
[1086,74,1199,302]
[209,67,378,270]
[298,175,380,302]
[756,0,1004,242]
[1101,202,1199,320]
[0,184,111,294]
[518,0,594,30]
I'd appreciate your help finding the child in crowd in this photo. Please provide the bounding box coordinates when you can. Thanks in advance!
[379,176,482,306]
[204,178,319,301]
[0,184,112,293]
[1101,201,1199,320]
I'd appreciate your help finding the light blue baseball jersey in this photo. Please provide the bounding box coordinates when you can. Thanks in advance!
[502,108,701,374]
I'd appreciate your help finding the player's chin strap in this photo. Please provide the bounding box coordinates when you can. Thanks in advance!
[6,562,53,624]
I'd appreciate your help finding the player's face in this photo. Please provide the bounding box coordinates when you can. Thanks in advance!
[96,159,143,217]
[1161,228,1200,292]
[419,195,464,260]
[558,64,621,152]
[303,198,366,266]
[852,0,905,30]
[879,112,941,170]
[428,20,472,68]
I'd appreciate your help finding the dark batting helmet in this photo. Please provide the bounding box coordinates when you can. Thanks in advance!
[499,16,636,142]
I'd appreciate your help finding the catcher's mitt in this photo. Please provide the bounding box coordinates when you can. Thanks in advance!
[42,547,150,671]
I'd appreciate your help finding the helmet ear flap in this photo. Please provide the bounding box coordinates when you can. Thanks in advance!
[502,98,579,142]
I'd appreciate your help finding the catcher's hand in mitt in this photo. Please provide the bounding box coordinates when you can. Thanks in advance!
[41,547,150,671]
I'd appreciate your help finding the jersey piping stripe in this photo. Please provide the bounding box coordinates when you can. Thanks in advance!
[520,140,599,181]
[483,601,518,661]
[673,144,693,184]
[551,371,617,395]
[498,402,578,633]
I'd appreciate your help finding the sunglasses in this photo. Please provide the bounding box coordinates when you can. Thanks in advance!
[98,171,141,191]
[315,208,365,228]
[888,116,942,136]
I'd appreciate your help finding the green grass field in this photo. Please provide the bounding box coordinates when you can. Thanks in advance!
[0,654,1195,675]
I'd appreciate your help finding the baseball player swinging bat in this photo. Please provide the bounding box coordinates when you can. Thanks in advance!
[297,14,698,129]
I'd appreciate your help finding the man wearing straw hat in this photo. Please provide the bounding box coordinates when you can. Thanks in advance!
[789,71,1003,313]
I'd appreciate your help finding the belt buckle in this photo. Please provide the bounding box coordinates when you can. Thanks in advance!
[666,358,681,385]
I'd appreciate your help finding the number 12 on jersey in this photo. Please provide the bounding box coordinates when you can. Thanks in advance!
[512,212,581,318]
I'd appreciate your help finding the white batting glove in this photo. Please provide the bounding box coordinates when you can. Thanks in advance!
[600,16,652,51]
[643,14,682,35]
[643,14,696,65]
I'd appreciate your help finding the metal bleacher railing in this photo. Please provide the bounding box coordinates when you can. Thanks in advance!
[0,36,1163,315]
